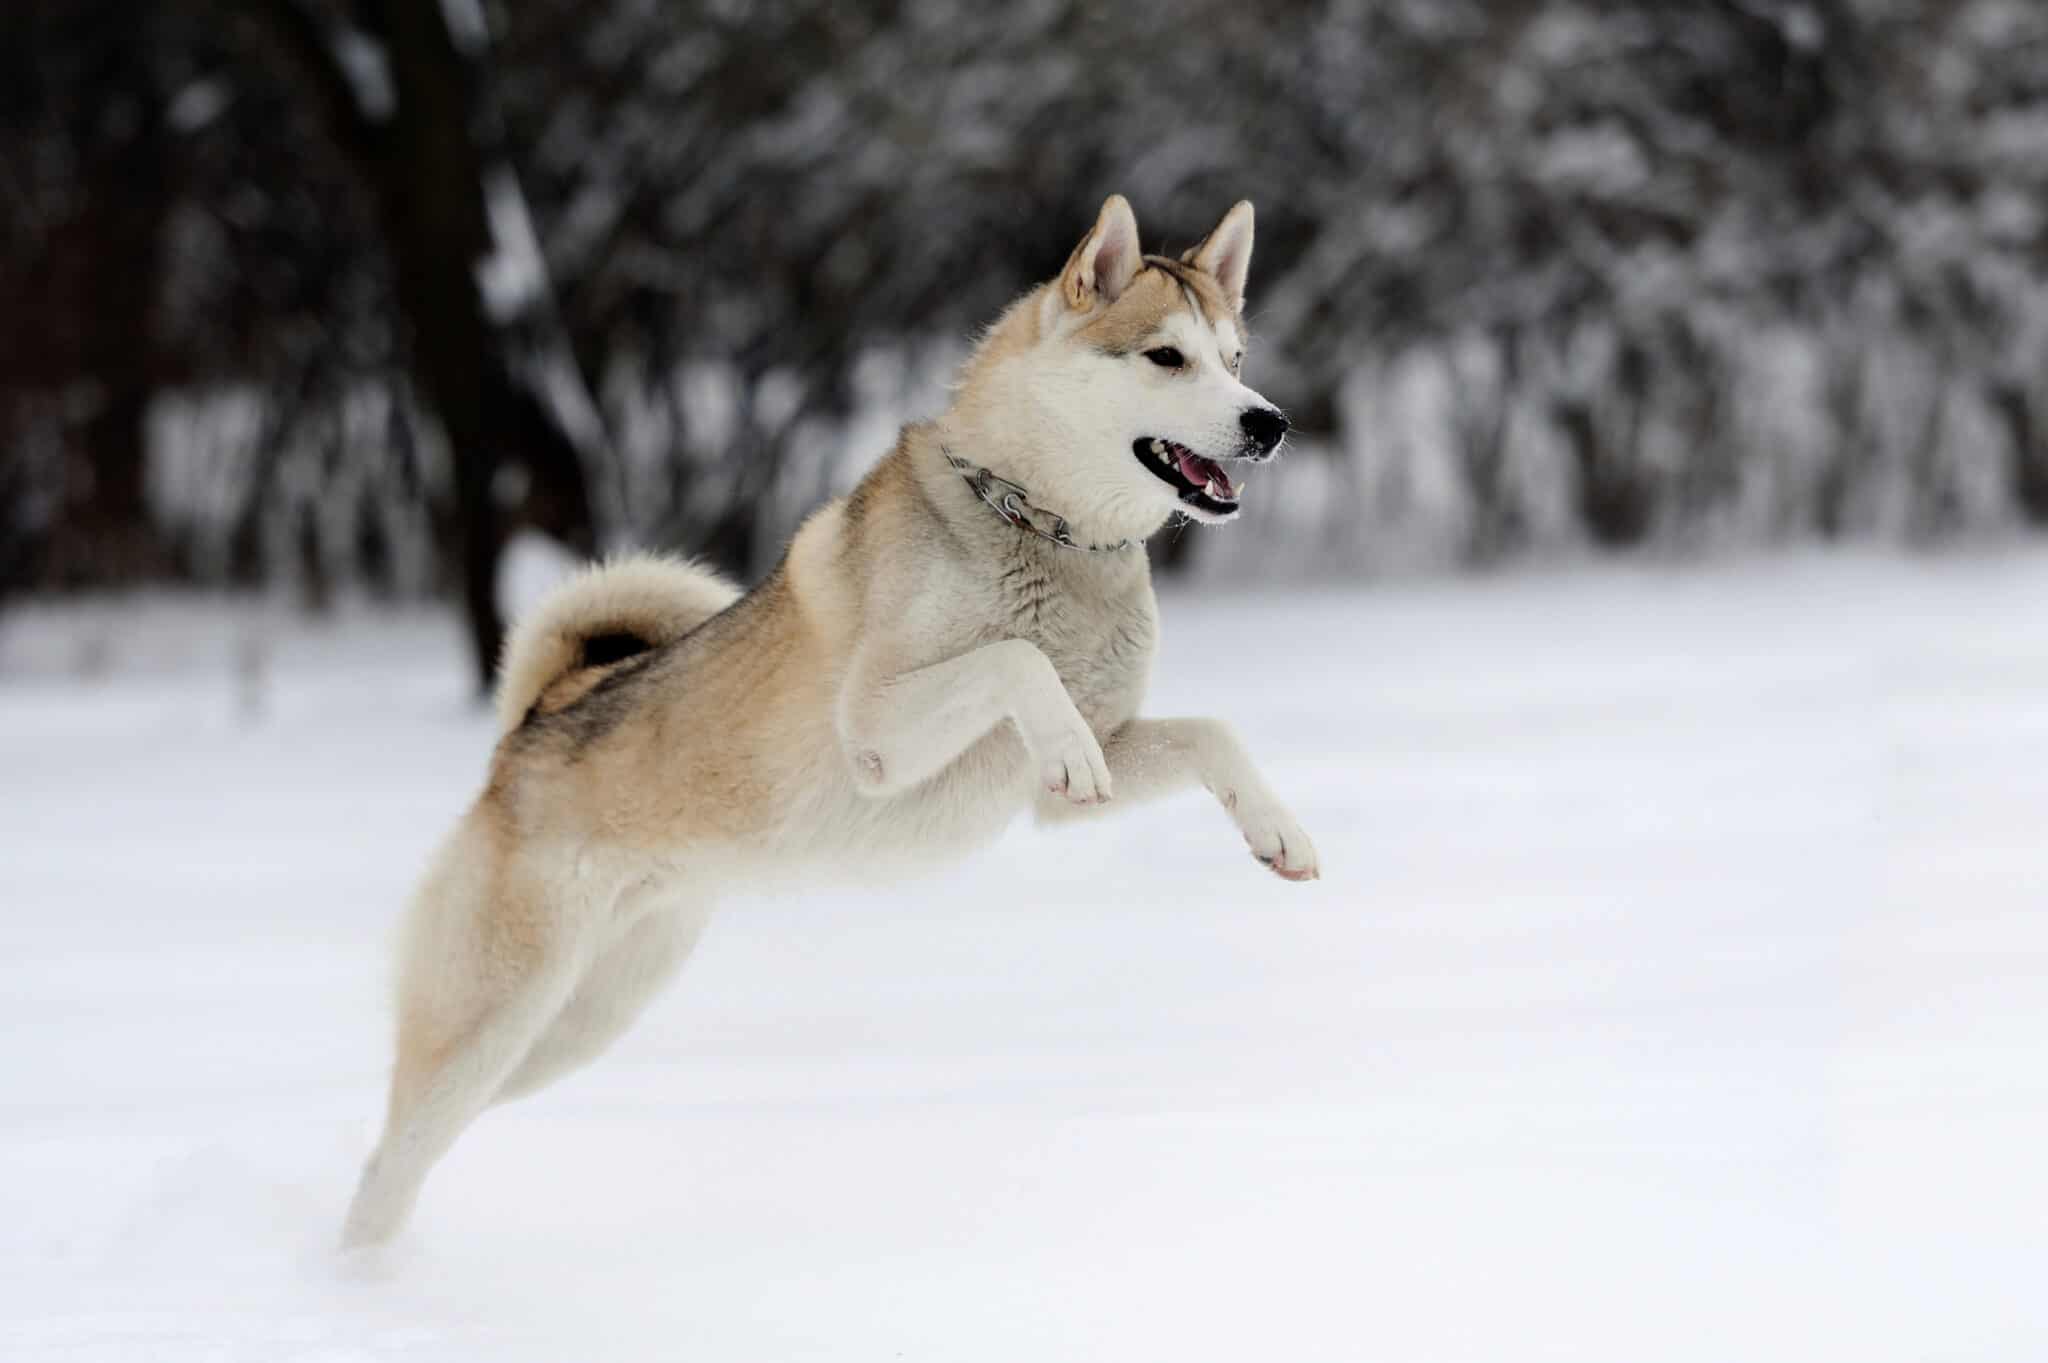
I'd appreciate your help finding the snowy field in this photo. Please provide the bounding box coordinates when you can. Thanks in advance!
[3,550,2045,1362]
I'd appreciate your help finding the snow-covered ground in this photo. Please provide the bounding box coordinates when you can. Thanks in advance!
[3,550,2045,1362]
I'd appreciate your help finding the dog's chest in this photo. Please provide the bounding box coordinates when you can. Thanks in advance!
[985,554,1157,731]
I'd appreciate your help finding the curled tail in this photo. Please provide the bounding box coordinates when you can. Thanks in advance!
[494,553,741,736]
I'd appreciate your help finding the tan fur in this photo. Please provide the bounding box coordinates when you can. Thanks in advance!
[1072,263,1220,355]
[492,553,740,736]
[342,197,1317,1248]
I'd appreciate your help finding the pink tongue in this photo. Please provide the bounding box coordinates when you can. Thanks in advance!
[1176,450,1233,496]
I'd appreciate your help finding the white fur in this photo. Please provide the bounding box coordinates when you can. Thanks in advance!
[839,637,1114,804]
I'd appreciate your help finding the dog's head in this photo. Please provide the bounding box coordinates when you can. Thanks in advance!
[958,195,1286,541]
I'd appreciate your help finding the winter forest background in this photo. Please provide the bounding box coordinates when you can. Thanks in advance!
[9,0,2048,686]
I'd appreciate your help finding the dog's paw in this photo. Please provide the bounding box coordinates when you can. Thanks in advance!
[1035,723,1113,806]
[1224,792,1319,882]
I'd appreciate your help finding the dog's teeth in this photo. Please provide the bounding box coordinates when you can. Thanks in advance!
[1150,439,1166,455]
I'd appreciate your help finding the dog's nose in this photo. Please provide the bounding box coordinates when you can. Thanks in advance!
[1240,406,1288,455]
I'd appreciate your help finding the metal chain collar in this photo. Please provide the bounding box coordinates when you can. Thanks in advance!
[943,450,1136,554]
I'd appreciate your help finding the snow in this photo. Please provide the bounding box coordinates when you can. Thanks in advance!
[3,550,2045,1360]
[436,0,489,57]
[331,31,395,124]
[165,80,231,134]
[476,166,550,324]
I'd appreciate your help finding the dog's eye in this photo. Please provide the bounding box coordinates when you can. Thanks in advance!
[1230,353,1243,374]
[1144,347,1185,369]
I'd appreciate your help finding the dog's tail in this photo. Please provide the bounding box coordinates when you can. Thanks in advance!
[495,553,742,737]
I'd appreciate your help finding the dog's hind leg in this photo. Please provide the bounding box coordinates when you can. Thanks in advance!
[342,836,590,1248]
[493,897,711,1105]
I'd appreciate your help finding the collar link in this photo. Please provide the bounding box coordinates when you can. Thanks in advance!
[943,450,1137,554]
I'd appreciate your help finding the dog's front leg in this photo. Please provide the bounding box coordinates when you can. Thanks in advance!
[838,638,1112,804]
[1038,717,1319,881]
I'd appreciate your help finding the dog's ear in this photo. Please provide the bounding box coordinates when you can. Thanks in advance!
[1181,200,1255,313]
[1059,194,1142,310]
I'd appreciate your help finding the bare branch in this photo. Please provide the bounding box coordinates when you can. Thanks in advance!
[212,0,385,179]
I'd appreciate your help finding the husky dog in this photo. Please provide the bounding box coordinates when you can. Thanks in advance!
[342,195,1318,1247]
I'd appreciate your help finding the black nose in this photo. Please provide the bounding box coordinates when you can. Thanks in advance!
[1240,406,1288,455]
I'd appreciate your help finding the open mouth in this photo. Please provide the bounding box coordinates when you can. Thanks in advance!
[1131,438,1242,517]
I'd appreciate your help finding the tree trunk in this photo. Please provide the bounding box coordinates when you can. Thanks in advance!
[367,0,507,693]
[233,0,606,694]
[48,78,170,589]
[1989,382,2048,526]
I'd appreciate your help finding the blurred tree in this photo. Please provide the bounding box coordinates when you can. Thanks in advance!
[2,0,607,689]
[6,0,2048,675]
[222,0,604,687]
[0,3,176,589]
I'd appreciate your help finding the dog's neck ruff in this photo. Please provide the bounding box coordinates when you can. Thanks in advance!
[943,451,1136,554]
